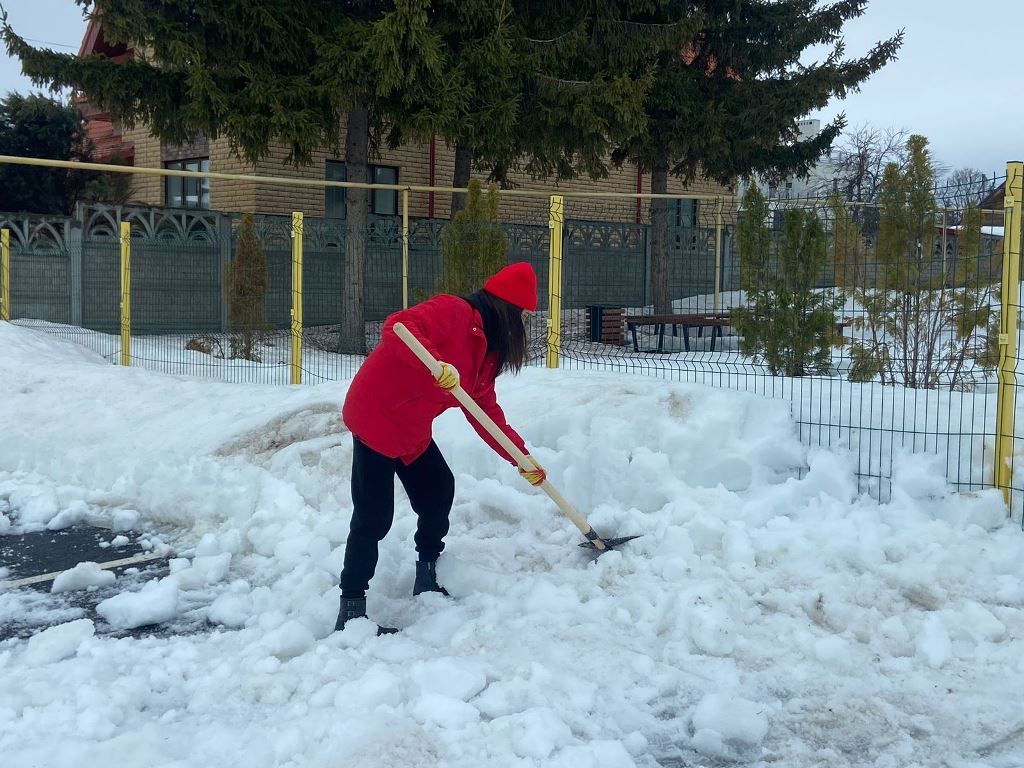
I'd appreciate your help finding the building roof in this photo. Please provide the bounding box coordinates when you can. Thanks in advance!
[980,181,1005,210]
[76,17,135,164]
[681,40,740,81]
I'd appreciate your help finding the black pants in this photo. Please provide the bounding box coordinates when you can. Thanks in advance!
[340,437,455,598]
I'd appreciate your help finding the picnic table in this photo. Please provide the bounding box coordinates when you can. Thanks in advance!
[622,312,732,353]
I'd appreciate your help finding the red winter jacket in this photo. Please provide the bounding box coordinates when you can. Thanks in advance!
[342,294,528,465]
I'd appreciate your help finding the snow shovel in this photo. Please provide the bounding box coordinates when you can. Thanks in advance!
[394,322,639,553]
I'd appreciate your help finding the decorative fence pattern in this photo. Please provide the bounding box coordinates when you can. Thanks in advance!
[1,168,1021,522]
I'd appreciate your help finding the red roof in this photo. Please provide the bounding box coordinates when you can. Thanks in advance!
[76,16,135,164]
[681,39,741,81]
[78,16,132,61]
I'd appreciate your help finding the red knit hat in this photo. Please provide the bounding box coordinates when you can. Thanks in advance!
[483,262,538,311]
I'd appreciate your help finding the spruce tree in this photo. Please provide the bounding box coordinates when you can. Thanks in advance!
[503,0,694,185]
[388,0,521,213]
[399,0,688,198]
[2,1,904,330]
[2,0,455,354]
[733,186,837,377]
[2,2,344,164]
[0,91,99,214]
[610,0,903,313]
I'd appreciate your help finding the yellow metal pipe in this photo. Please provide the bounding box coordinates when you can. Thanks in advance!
[119,221,131,366]
[994,161,1023,509]
[714,199,724,312]
[290,212,304,386]
[1,229,9,322]
[941,209,948,285]
[0,154,729,202]
[766,193,992,217]
[546,195,564,369]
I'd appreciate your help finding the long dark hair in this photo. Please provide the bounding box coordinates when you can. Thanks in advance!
[465,290,528,375]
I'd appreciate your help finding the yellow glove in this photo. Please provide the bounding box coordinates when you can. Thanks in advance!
[435,362,459,391]
[518,458,547,486]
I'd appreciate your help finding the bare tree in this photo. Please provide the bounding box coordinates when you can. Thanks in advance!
[826,123,912,204]
[939,167,992,223]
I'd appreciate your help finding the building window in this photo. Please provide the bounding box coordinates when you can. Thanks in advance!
[325,161,347,219]
[671,199,699,228]
[165,158,210,209]
[371,165,398,215]
[325,161,399,219]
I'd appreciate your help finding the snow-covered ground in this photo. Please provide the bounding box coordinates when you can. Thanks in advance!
[2,321,1024,767]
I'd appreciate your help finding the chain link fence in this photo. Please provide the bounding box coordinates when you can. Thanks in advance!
[1,165,1021,517]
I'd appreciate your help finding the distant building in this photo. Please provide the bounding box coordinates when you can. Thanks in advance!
[741,119,839,204]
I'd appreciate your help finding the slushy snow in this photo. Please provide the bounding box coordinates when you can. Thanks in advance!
[2,321,1024,768]
[94,574,180,629]
[50,562,116,593]
[20,618,95,666]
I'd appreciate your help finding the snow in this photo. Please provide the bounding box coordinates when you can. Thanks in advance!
[111,508,140,532]
[691,692,769,754]
[50,562,116,593]
[948,224,1004,237]
[2,321,1024,767]
[7,485,61,529]
[94,574,181,629]
[20,618,95,666]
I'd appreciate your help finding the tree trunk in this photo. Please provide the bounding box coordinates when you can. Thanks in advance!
[340,108,369,355]
[649,156,671,314]
[451,143,474,216]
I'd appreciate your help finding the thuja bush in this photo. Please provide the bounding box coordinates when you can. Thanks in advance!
[225,213,269,361]
[437,179,509,297]
[733,186,838,377]
[847,136,993,390]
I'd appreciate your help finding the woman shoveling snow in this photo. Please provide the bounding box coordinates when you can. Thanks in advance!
[336,262,547,634]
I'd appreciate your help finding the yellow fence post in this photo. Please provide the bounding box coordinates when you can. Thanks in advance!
[1,228,9,322]
[119,221,131,366]
[290,211,304,386]
[547,195,564,369]
[402,189,410,310]
[714,198,724,312]
[994,161,1024,508]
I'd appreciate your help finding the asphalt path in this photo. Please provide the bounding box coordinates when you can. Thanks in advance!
[0,525,183,641]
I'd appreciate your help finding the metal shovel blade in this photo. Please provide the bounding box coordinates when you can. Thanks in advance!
[578,534,642,552]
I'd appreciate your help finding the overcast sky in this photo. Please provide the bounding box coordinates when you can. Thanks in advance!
[1,0,1021,177]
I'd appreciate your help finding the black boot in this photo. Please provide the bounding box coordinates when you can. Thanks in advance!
[334,596,398,635]
[413,560,450,596]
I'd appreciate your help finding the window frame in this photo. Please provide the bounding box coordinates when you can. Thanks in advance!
[164,158,211,209]
[371,165,399,216]
[324,161,400,219]
[325,160,347,219]
[672,198,699,228]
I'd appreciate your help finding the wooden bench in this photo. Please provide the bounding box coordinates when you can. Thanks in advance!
[835,316,856,333]
[584,306,626,345]
[623,313,732,353]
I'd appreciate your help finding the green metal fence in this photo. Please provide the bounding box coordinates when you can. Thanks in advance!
[1,170,1021,520]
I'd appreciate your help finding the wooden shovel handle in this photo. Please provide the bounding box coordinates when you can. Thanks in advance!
[392,322,606,549]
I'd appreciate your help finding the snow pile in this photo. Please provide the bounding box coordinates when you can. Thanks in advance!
[94,575,181,629]
[50,562,116,593]
[1,322,1024,768]
[20,618,95,666]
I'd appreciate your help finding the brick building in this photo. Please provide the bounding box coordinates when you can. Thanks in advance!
[78,17,733,224]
